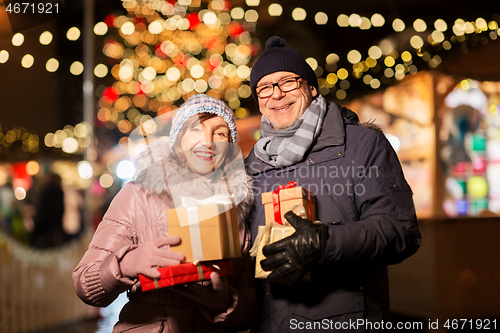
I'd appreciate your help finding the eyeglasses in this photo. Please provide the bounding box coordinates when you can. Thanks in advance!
[255,76,301,98]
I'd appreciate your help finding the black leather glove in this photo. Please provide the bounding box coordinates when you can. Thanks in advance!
[261,211,329,289]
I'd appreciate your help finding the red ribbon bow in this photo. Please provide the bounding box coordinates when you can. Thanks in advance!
[272,182,312,224]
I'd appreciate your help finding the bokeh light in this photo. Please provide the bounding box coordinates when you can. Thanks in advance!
[268,3,282,16]
[39,31,53,45]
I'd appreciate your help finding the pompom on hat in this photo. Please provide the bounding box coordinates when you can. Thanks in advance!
[169,94,237,148]
[250,36,318,100]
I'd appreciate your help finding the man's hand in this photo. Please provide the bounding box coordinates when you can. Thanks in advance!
[261,211,328,289]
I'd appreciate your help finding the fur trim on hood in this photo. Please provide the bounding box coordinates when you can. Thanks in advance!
[132,139,254,230]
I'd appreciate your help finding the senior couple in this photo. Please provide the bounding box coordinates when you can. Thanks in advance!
[73,37,421,333]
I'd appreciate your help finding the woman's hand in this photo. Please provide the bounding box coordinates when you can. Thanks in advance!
[173,272,233,315]
[119,236,185,279]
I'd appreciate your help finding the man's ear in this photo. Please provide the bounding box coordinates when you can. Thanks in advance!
[311,86,318,97]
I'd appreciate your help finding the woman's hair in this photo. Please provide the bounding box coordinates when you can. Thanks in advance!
[171,113,234,169]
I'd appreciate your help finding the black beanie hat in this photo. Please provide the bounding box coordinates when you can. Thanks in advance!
[250,36,318,101]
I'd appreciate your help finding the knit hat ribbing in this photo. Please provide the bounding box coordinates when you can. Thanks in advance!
[250,36,318,100]
[169,94,237,148]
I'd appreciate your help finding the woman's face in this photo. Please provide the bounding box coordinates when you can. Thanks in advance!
[179,115,230,176]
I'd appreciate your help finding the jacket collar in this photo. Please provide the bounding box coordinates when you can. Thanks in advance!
[245,102,346,175]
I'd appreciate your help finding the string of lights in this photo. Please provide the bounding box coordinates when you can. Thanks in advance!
[1,0,499,154]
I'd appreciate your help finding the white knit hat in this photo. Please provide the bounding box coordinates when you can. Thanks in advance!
[169,94,237,148]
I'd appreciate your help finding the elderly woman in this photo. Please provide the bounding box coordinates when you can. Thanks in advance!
[73,94,255,333]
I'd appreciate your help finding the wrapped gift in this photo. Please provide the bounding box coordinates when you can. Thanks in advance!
[139,259,233,291]
[261,182,316,225]
[167,195,241,263]
[251,222,296,279]
[251,182,318,279]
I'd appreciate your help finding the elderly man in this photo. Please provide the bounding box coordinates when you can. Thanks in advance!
[245,36,421,332]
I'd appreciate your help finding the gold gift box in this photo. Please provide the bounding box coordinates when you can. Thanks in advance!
[167,205,241,263]
[261,186,317,224]
[253,186,318,278]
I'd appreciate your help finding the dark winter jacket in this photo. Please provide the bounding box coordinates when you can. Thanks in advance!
[245,102,421,332]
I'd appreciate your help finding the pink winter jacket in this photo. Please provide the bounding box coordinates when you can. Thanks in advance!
[73,140,256,333]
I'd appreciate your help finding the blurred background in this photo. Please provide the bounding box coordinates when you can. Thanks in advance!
[0,0,499,332]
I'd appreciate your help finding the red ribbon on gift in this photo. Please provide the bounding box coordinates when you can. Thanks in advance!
[272,181,312,224]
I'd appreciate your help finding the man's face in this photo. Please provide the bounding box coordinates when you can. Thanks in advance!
[257,71,317,130]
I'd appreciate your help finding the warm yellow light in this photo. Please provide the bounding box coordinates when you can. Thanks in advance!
[94,64,108,78]
[230,7,244,20]
[392,18,405,32]
[337,68,348,80]
[46,58,59,72]
[12,33,24,46]
[363,74,373,85]
[348,14,362,27]
[326,53,339,64]
[401,51,412,62]
[370,78,381,89]
[166,67,181,81]
[245,10,259,22]
[194,79,208,93]
[246,0,260,6]
[306,57,318,70]
[26,161,40,176]
[431,30,445,43]
[74,123,90,137]
[70,61,84,75]
[315,12,328,25]
[268,3,283,16]
[203,12,217,25]
[44,133,54,147]
[464,22,474,34]
[434,19,447,32]
[62,137,79,153]
[337,14,349,27]
[336,89,346,100]
[410,35,424,48]
[148,20,164,34]
[453,24,465,36]
[292,8,307,21]
[182,78,195,92]
[190,64,204,78]
[120,21,135,35]
[235,107,249,118]
[443,41,452,50]
[360,17,371,30]
[140,67,156,81]
[67,27,81,41]
[21,54,34,68]
[14,188,26,201]
[208,76,222,89]
[368,45,382,59]
[119,66,133,82]
[371,13,385,27]
[39,31,53,45]
[237,65,250,79]
[326,73,338,85]
[413,19,427,32]
[99,173,114,188]
[94,22,108,35]
[384,56,395,67]
[460,80,470,90]
[0,50,9,63]
[347,50,362,64]
[476,18,488,31]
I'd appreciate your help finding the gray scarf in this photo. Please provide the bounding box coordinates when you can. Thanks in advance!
[254,95,327,167]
